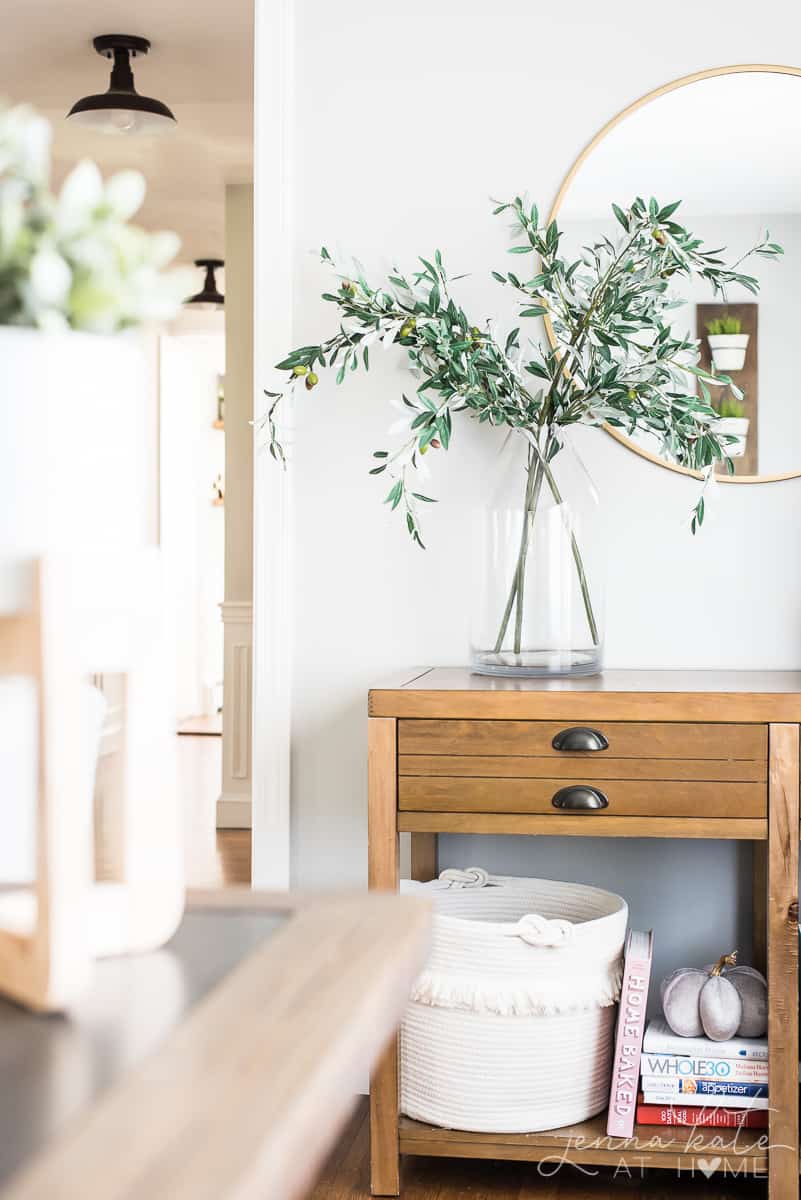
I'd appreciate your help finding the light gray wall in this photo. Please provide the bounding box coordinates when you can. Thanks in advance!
[274,0,801,990]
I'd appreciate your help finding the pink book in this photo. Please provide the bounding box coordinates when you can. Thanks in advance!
[606,929,654,1137]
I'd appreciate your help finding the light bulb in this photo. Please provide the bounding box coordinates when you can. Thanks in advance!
[109,108,136,132]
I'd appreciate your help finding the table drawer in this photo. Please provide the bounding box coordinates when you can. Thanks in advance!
[398,776,766,818]
[397,719,767,762]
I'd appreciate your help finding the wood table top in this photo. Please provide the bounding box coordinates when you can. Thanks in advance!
[0,888,431,1200]
[369,667,801,721]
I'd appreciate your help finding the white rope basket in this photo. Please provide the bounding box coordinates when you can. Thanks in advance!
[399,868,628,1133]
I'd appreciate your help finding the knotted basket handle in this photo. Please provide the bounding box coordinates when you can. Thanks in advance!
[436,867,491,889]
[504,913,574,948]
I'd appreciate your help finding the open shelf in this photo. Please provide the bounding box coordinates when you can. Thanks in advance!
[399,1113,769,1176]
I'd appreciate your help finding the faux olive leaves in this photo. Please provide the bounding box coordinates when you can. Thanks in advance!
[264,199,783,547]
[661,952,767,1042]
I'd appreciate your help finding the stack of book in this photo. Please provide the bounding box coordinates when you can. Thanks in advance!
[606,930,654,1137]
[636,1017,768,1129]
[605,932,769,1136]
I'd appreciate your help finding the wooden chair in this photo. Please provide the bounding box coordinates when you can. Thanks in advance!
[0,553,184,1012]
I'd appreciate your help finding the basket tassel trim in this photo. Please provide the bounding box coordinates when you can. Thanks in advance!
[409,962,623,1017]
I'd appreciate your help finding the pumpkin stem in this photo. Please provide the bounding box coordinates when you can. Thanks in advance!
[710,951,738,977]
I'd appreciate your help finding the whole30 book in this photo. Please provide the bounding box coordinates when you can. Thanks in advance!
[642,1017,767,1061]
[635,1096,768,1129]
[640,1076,767,1100]
[642,1051,768,1083]
[642,1090,769,1110]
[606,930,653,1138]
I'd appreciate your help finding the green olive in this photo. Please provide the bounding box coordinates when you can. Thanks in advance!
[305,372,319,390]
[293,365,309,376]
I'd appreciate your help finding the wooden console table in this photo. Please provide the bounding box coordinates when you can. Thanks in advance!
[367,668,801,1198]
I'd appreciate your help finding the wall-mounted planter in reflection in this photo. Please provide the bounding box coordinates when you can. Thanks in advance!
[713,415,750,458]
[708,333,750,372]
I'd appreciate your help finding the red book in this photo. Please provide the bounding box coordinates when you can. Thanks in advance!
[636,1095,768,1129]
[606,930,653,1137]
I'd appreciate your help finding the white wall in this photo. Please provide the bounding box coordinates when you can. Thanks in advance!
[257,0,801,984]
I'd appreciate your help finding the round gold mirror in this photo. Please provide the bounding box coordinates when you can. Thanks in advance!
[549,64,801,484]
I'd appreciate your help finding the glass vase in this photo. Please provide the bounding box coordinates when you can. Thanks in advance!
[470,429,605,678]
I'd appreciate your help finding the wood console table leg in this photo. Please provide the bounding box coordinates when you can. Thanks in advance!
[410,833,438,882]
[368,717,401,1196]
[767,724,799,1200]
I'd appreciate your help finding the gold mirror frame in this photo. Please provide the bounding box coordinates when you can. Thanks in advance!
[547,63,801,486]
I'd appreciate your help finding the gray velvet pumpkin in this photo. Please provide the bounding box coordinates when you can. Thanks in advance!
[661,952,767,1041]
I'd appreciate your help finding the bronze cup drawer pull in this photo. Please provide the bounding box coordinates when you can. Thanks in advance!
[552,785,609,811]
[552,726,609,752]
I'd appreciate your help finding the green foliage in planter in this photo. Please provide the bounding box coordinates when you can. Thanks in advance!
[706,314,744,336]
[717,397,747,419]
[264,195,781,545]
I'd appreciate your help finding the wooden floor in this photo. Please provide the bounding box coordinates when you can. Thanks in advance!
[178,732,251,886]
[177,712,223,736]
[210,828,251,885]
[310,1099,763,1199]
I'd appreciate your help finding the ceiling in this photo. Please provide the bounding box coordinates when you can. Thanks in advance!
[1,0,253,263]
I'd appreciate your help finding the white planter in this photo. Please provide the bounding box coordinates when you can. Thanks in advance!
[713,416,750,458]
[0,327,150,884]
[0,328,152,557]
[707,333,749,372]
[0,326,183,972]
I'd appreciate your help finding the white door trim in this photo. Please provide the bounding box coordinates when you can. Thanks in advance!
[251,0,295,888]
[218,601,253,829]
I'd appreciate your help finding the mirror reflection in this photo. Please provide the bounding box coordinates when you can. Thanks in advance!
[557,70,801,479]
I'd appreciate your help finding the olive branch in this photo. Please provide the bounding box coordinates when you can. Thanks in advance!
[261,197,781,650]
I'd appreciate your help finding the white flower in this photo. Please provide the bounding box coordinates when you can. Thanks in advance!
[0,179,27,264]
[104,169,146,221]
[0,104,51,185]
[28,247,72,306]
[57,160,104,234]
[34,308,70,333]
[146,230,181,269]
[0,102,189,331]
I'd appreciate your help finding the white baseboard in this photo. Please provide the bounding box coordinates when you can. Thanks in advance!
[216,792,253,829]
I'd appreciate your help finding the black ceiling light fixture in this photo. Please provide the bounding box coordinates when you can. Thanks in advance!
[186,259,225,309]
[66,35,176,134]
